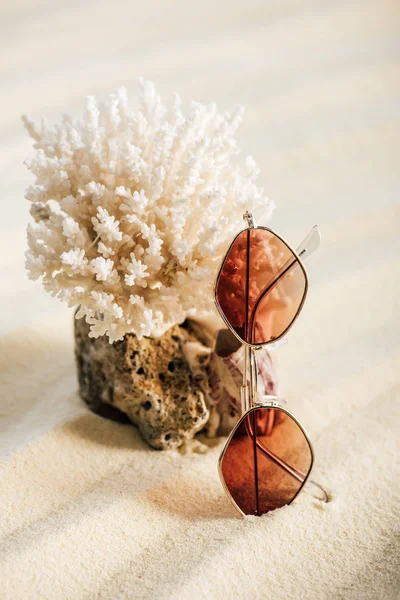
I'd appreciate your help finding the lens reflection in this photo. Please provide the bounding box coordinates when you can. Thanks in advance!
[220,407,313,516]
[215,228,307,345]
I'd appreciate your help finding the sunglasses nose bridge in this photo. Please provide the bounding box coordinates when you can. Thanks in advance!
[253,395,280,407]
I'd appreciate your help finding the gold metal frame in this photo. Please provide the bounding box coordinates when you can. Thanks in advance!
[214,212,327,516]
[218,401,315,517]
[214,219,309,349]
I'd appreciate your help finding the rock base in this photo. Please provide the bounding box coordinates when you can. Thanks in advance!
[75,316,277,450]
[75,316,214,449]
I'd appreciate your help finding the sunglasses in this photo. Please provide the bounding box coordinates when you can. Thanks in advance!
[214,211,328,516]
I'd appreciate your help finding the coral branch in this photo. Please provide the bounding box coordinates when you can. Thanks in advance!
[23,80,274,342]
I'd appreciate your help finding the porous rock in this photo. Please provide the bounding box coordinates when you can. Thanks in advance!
[75,316,213,450]
[75,317,277,450]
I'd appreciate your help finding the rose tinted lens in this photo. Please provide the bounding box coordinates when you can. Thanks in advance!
[216,228,307,344]
[220,407,312,515]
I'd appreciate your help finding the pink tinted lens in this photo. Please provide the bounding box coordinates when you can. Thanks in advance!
[220,407,313,516]
[216,228,307,344]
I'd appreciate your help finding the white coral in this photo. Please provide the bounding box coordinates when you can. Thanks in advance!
[23,79,274,342]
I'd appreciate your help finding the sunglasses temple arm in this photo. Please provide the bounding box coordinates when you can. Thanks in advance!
[284,227,329,502]
[252,431,329,503]
[265,225,321,298]
[248,226,321,338]
[304,479,329,502]
[249,352,329,503]
[244,222,328,503]
[261,225,321,299]
[296,225,321,261]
